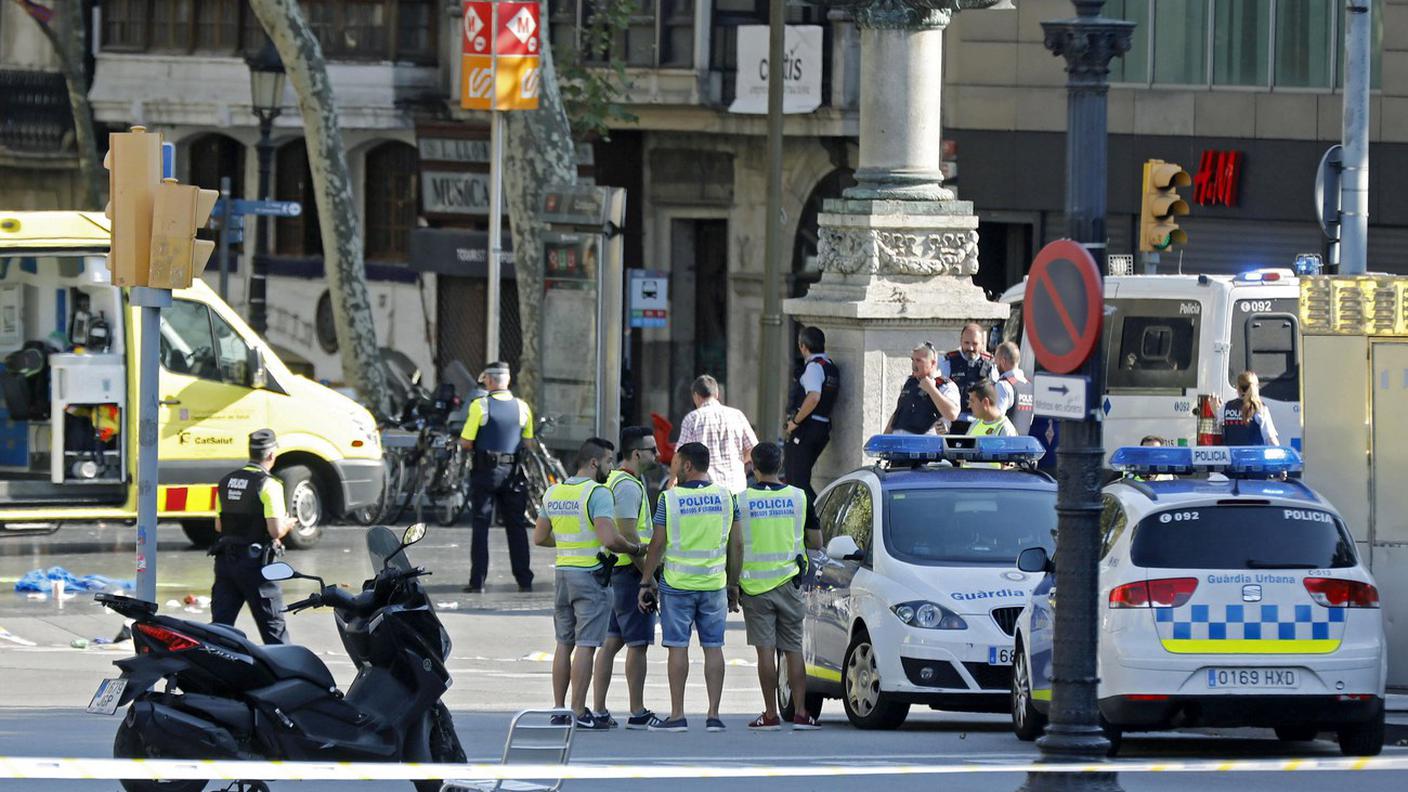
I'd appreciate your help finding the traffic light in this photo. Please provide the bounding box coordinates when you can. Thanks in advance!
[103,126,163,287]
[149,179,218,289]
[1139,159,1190,253]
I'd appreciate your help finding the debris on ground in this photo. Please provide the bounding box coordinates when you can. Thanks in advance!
[436,601,460,610]
[69,638,89,649]
[14,567,134,595]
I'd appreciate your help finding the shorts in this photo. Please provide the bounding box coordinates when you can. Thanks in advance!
[553,568,610,648]
[658,583,727,649]
[739,582,804,652]
[606,566,657,647]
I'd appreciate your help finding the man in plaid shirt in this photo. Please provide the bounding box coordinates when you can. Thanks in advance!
[677,375,758,494]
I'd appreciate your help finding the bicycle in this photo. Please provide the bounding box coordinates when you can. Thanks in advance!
[517,415,569,523]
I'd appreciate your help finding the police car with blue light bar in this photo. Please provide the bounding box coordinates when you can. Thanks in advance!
[1010,445,1386,756]
[781,435,1056,729]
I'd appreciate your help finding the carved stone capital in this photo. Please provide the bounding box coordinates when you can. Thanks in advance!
[818,227,979,278]
[805,0,1002,31]
[1041,16,1136,85]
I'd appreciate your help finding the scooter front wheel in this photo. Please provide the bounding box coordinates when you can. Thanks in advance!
[413,701,466,792]
[114,714,209,792]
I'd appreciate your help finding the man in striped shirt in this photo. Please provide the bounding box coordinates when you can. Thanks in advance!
[677,375,758,495]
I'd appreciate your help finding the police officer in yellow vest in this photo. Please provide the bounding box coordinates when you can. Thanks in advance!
[211,429,294,644]
[730,442,823,731]
[532,438,646,731]
[589,427,663,730]
[637,442,740,733]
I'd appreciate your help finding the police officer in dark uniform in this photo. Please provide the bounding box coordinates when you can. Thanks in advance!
[994,341,1035,435]
[459,362,536,593]
[784,326,839,523]
[211,429,292,645]
[940,323,996,402]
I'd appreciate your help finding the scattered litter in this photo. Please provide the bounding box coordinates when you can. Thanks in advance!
[0,627,37,647]
[91,637,113,645]
[182,594,211,608]
[183,607,204,614]
[14,567,134,595]
[521,651,553,662]
[69,638,89,650]
[725,658,756,667]
[435,601,460,610]
[165,600,182,608]
[25,593,47,601]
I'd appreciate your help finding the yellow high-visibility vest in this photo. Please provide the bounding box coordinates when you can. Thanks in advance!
[606,469,651,568]
[662,484,732,591]
[738,485,806,596]
[543,480,603,569]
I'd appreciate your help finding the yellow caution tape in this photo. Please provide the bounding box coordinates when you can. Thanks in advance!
[0,755,1404,781]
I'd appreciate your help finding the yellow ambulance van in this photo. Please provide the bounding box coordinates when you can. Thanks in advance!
[0,211,383,548]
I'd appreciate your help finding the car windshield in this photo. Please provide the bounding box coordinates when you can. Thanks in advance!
[883,488,1056,566]
[1131,506,1357,570]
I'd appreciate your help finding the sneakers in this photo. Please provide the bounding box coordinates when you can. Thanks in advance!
[648,716,688,733]
[591,710,619,729]
[549,713,571,726]
[792,713,820,730]
[625,710,661,730]
[575,711,611,731]
[705,717,726,733]
[747,712,782,731]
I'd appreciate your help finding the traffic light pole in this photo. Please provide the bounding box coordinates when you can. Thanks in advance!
[129,286,172,604]
[1020,3,1132,792]
[1340,1,1371,275]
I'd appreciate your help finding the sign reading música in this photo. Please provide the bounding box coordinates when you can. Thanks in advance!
[422,170,492,215]
[728,25,823,115]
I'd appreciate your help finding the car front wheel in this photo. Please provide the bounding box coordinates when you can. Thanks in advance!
[276,464,324,549]
[1011,640,1047,741]
[841,632,909,730]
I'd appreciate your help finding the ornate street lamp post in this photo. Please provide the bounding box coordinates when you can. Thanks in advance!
[244,39,285,335]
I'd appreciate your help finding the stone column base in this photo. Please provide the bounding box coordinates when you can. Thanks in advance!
[783,198,1009,486]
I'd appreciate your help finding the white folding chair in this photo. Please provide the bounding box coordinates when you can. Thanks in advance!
[441,708,577,792]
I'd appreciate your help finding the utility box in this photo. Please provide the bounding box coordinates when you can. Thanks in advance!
[1300,275,1408,688]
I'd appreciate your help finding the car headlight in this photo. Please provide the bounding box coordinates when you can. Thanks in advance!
[1030,607,1051,632]
[891,601,967,630]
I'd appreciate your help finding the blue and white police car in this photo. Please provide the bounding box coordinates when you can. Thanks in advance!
[1010,445,1386,756]
[781,435,1057,730]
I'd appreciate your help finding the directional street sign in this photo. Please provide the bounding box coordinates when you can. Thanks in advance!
[1033,372,1090,420]
[1023,239,1103,375]
[213,199,302,218]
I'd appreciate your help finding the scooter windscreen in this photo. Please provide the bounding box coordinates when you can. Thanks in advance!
[367,526,412,572]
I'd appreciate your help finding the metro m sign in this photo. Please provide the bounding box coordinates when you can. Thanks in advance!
[460,1,539,111]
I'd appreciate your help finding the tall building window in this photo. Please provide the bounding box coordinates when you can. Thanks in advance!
[274,140,322,258]
[186,134,245,199]
[1213,0,1269,86]
[99,0,436,64]
[549,0,695,69]
[364,142,418,262]
[1109,0,1382,90]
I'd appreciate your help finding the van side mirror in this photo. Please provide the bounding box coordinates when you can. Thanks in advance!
[825,535,863,562]
[1017,547,1053,574]
[248,347,267,389]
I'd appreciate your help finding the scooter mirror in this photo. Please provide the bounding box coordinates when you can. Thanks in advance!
[262,562,297,582]
[403,522,427,547]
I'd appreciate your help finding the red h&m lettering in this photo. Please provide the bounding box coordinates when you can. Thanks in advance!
[1194,149,1243,207]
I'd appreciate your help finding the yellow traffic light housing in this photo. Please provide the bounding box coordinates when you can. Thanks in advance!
[149,179,218,289]
[1139,159,1190,253]
[104,126,163,287]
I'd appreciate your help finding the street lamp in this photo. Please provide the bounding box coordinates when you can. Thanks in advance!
[244,39,285,335]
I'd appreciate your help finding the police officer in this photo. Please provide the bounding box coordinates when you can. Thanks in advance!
[731,442,822,731]
[993,341,1034,435]
[941,323,996,399]
[884,342,961,435]
[459,362,536,593]
[532,438,646,730]
[1220,370,1281,447]
[783,326,839,526]
[211,429,293,645]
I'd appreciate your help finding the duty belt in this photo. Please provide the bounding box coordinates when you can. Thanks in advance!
[478,451,517,466]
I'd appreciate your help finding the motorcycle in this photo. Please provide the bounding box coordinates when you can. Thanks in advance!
[87,523,465,792]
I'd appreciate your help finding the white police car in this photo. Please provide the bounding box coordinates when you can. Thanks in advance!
[778,435,1057,730]
[1010,445,1386,756]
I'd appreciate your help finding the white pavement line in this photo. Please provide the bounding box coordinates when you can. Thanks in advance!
[0,627,37,647]
[0,755,1401,781]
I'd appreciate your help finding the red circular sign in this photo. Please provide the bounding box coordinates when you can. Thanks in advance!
[1022,240,1103,375]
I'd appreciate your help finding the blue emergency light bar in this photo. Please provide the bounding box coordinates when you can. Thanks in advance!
[1235,268,1293,283]
[1109,445,1302,477]
[864,434,1045,465]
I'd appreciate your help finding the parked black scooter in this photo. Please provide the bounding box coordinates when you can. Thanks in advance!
[88,523,465,792]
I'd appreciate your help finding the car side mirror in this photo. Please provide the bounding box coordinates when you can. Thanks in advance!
[261,562,296,582]
[248,347,267,389]
[1017,547,1053,574]
[826,535,862,562]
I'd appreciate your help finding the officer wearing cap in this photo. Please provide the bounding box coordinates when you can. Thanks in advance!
[211,429,293,644]
[459,362,536,593]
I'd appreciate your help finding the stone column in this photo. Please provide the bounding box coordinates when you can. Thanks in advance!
[784,0,1007,484]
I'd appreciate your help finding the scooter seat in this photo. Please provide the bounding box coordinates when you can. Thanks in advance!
[258,644,337,690]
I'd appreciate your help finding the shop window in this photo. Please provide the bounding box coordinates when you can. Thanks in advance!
[274,140,321,257]
[1275,0,1334,88]
[364,141,418,262]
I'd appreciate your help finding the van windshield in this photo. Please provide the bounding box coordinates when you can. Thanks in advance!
[1131,506,1357,570]
[1104,298,1201,391]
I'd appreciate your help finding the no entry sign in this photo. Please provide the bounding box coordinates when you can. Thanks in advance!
[1023,240,1103,375]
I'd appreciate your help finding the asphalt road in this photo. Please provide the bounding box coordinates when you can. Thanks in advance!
[2,523,1406,792]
